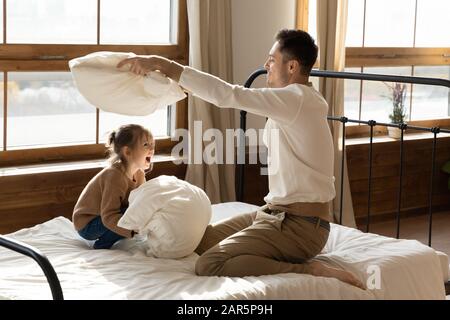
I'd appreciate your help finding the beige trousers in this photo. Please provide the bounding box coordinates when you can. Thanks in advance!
[194,206,330,277]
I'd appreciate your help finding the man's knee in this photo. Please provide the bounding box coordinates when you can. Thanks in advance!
[195,253,223,276]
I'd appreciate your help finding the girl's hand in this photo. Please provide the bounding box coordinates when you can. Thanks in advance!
[134,169,146,187]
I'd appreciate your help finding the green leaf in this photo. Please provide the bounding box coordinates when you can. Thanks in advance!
[442,160,450,174]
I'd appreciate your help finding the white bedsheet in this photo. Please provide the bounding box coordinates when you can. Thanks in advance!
[0,202,446,300]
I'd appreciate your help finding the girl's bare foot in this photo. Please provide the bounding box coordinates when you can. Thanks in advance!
[306,260,366,290]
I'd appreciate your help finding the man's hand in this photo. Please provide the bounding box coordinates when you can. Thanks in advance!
[134,169,146,187]
[116,55,184,82]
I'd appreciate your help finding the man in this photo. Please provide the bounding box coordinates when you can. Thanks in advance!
[118,29,364,289]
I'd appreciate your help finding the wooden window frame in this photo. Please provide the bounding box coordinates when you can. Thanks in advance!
[0,0,188,167]
[297,0,450,137]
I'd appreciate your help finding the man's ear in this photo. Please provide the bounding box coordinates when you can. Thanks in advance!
[288,60,300,74]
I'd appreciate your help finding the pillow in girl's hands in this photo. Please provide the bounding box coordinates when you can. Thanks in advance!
[69,51,186,116]
[118,175,211,258]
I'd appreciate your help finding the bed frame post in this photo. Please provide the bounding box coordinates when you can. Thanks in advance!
[0,235,64,300]
[365,120,376,231]
[236,69,268,202]
[428,127,440,247]
[236,110,247,202]
[338,117,348,225]
[396,123,407,239]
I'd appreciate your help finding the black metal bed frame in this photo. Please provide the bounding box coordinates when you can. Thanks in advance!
[236,68,450,294]
[0,235,64,300]
[237,68,450,244]
[1,69,449,300]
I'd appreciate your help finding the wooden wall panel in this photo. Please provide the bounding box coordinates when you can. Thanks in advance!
[240,163,268,207]
[0,162,186,234]
[347,136,450,225]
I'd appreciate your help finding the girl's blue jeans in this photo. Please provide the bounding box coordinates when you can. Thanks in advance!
[77,207,126,249]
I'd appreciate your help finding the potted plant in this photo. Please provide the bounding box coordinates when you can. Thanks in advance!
[442,160,450,190]
[385,82,408,139]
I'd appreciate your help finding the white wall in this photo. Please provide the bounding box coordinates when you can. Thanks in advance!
[231,0,297,134]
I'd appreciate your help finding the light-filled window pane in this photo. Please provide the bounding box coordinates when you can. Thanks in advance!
[361,67,412,122]
[307,0,317,42]
[411,66,450,120]
[7,0,96,44]
[344,67,362,121]
[346,0,364,47]
[100,0,173,45]
[7,72,96,149]
[364,0,415,47]
[99,107,170,143]
[0,73,3,150]
[0,4,3,43]
[415,0,450,47]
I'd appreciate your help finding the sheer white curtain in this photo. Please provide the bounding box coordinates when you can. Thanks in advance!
[317,0,356,227]
[185,0,236,204]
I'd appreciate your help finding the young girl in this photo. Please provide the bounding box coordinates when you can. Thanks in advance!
[72,124,155,249]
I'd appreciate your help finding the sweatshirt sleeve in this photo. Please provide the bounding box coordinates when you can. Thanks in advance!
[99,170,133,238]
[178,66,304,125]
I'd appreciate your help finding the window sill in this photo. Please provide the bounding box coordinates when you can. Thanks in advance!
[346,131,450,146]
[0,153,185,177]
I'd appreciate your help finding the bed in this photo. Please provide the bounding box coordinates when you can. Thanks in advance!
[0,201,447,300]
[1,69,449,300]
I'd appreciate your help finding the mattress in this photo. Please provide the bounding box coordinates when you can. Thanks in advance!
[213,202,450,284]
[436,251,449,283]
[0,202,447,300]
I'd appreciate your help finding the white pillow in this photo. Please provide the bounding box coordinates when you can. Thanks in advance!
[69,51,186,116]
[118,175,211,258]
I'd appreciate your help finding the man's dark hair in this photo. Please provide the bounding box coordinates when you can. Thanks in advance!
[275,29,318,75]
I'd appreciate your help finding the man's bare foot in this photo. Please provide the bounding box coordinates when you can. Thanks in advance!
[306,260,366,290]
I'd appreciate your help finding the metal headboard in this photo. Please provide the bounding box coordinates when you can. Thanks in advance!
[236,68,450,247]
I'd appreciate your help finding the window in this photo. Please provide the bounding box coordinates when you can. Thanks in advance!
[0,0,188,166]
[299,0,450,132]
[7,72,96,149]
